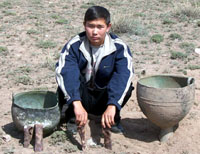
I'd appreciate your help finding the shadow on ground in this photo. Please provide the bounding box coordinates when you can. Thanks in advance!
[121,118,160,142]
[2,122,23,144]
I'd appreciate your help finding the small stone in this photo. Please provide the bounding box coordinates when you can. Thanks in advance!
[195,48,200,55]
[2,134,11,142]
[87,138,97,146]
[141,70,146,75]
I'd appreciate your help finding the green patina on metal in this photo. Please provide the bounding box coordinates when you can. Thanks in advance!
[11,91,61,135]
[138,75,191,88]
[13,91,57,109]
[137,75,195,142]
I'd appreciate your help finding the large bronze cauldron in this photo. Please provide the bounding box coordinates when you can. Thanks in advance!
[137,75,195,142]
[11,91,61,136]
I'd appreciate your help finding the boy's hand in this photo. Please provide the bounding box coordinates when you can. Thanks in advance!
[101,105,116,128]
[73,101,88,127]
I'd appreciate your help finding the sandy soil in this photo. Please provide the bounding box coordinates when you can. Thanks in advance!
[0,0,200,154]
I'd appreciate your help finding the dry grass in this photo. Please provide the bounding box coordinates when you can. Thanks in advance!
[172,0,200,21]
[0,0,200,153]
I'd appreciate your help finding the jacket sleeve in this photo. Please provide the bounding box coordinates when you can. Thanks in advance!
[107,45,134,110]
[55,43,81,105]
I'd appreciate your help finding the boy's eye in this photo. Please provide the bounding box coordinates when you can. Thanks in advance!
[97,25,104,29]
[87,24,104,29]
[88,24,95,28]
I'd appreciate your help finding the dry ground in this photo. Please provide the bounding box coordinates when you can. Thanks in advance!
[0,0,200,154]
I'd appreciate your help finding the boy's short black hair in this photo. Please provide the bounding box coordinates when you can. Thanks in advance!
[84,6,110,25]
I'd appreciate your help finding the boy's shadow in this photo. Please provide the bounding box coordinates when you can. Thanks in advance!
[87,117,160,144]
[121,118,160,142]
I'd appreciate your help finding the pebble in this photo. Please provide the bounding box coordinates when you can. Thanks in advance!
[195,48,200,55]
[87,138,97,146]
[2,134,11,142]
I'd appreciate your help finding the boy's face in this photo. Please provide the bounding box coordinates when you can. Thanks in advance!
[84,18,111,46]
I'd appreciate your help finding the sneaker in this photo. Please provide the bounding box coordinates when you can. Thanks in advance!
[110,122,124,134]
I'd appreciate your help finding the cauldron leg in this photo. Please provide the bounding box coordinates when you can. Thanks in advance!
[24,126,34,148]
[77,125,86,150]
[159,127,173,142]
[34,124,43,152]
[102,127,112,150]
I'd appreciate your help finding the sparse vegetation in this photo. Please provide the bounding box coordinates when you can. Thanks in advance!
[15,75,32,85]
[27,29,39,35]
[170,51,187,60]
[42,57,56,71]
[162,19,175,25]
[151,34,164,43]
[178,69,187,75]
[55,19,68,24]
[49,130,79,153]
[28,15,39,19]
[0,0,199,153]
[16,66,32,74]
[173,0,200,21]
[31,0,41,5]
[80,2,96,9]
[169,33,182,40]
[159,0,171,3]
[0,46,8,56]
[2,10,16,16]
[0,1,12,8]
[187,65,200,70]
[111,17,148,36]
[197,21,200,27]
[36,40,57,49]
[49,130,67,145]
[179,42,195,53]
[140,40,148,44]
[51,14,61,19]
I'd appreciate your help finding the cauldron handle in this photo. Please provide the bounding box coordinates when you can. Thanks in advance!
[187,77,194,85]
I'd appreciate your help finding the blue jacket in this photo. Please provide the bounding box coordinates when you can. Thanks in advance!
[56,32,134,110]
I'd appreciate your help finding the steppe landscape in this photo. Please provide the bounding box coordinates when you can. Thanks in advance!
[0,0,200,153]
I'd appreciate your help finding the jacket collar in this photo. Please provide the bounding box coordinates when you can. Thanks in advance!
[79,32,116,62]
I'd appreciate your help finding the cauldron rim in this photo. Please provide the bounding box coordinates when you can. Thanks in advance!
[12,90,59,110]
[137,74,195,89]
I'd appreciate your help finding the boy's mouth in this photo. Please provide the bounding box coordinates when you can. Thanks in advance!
[91,37,99,40]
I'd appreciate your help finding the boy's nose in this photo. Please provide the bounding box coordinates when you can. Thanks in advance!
[93,28,98,34]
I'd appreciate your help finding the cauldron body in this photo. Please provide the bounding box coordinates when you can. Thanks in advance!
[136,75,195,141]
[11,91,61,135]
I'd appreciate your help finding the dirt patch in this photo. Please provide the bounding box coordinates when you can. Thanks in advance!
[0,0,200,154]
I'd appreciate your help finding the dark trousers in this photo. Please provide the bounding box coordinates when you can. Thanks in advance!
[57,78,134,123]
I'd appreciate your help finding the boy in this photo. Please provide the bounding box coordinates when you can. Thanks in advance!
[56,6,134,133]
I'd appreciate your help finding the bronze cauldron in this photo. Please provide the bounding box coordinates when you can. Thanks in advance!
[136,75,195,142]
[11,91,61,136]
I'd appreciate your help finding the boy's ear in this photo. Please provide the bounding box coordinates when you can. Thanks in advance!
[106,23,112,32]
